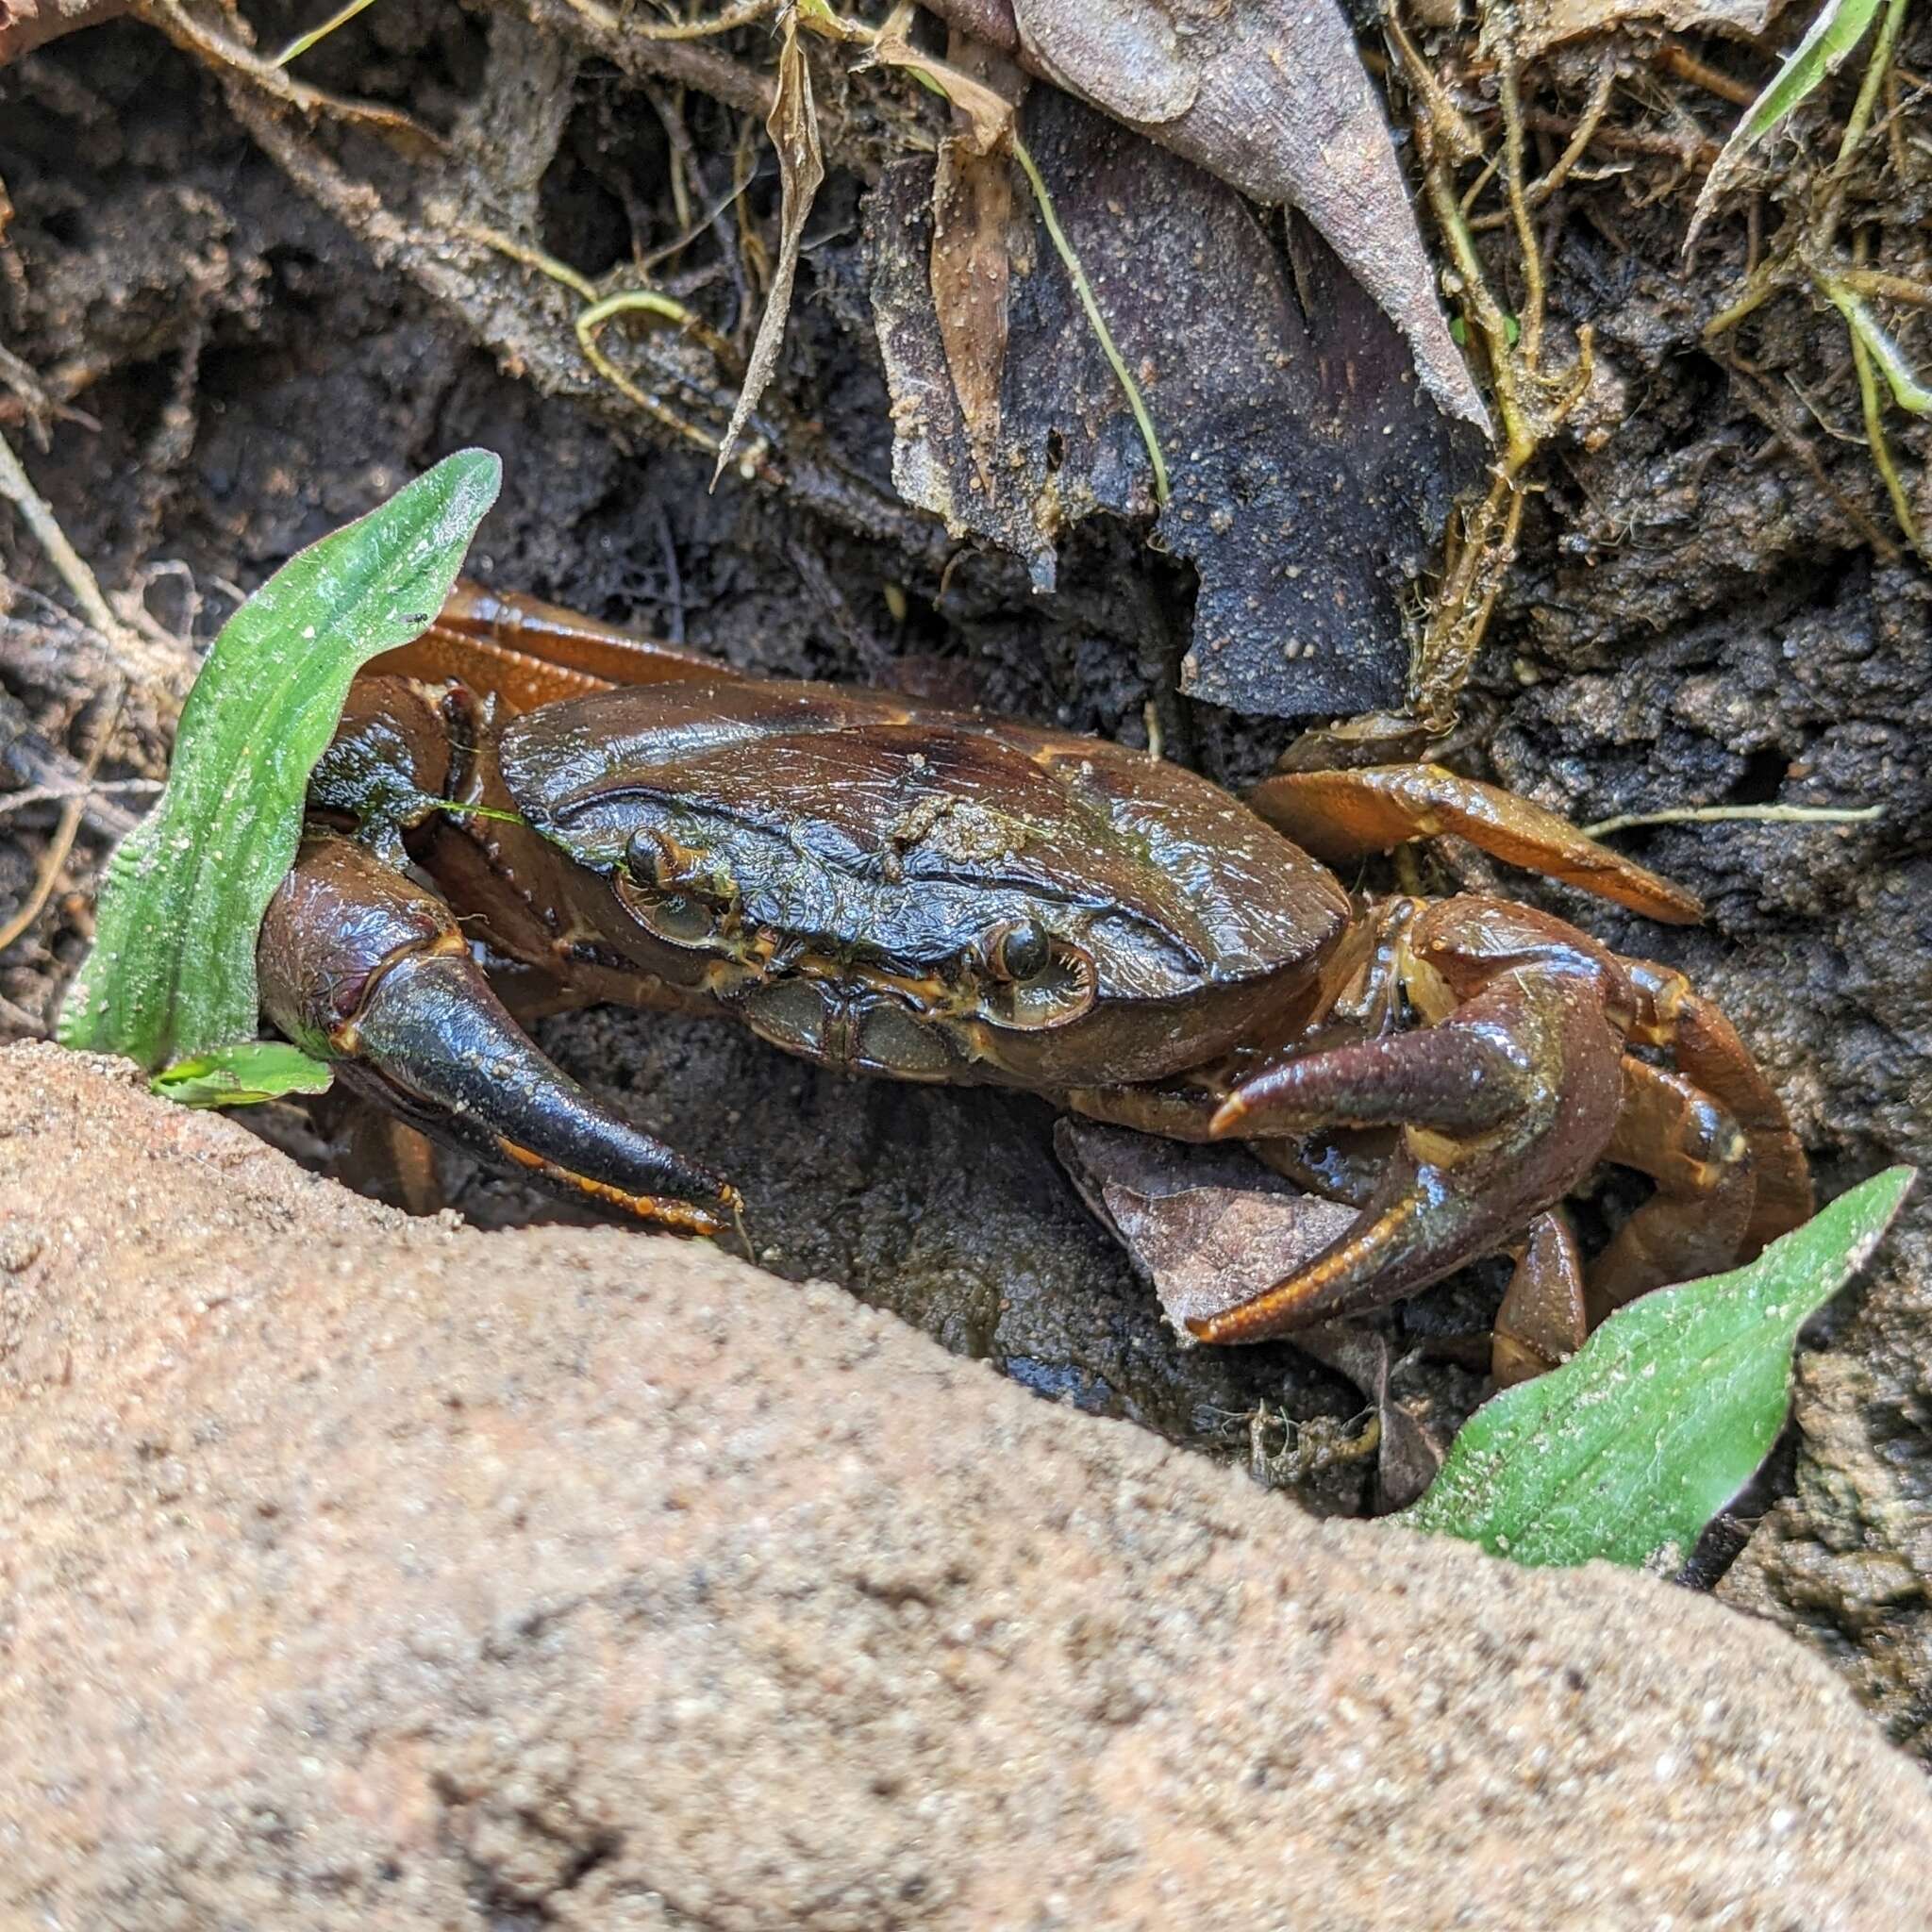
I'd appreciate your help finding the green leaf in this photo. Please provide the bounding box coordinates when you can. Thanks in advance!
[1404,1168,1915,1569]
[1686,0,1885,247]
[57,450,502,1073]
[1824,281,1932,414]
[152,1041,335,1108]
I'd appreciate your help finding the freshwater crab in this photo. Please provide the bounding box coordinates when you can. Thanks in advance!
[261,583,1813,1382]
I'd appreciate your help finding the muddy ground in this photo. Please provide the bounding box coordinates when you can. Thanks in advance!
[2,3,1929,1748]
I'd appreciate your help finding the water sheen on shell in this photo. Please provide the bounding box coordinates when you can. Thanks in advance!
[500,678,1348,1003]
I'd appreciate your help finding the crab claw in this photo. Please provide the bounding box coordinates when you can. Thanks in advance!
[1190,936,1629,1343]
[260,836,740,1236]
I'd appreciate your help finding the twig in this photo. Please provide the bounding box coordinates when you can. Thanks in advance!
[0,683,143,841]
[138,0,446,153]
[0,776,159,817]
[536,0,777,115]
[0,675,124,956]
[1583,803,1884,836]
[1654,42,1757,109]
[0,430,124,646]
[626,0,779,39]
[1472,56,1616,231]
[0,425,186,692]
[1835,266,1932,305]
[1529,57,1618,207]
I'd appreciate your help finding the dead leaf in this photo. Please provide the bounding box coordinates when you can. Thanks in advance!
[919,0,1491,436]
[1053,1120,1356,1335]
[1517,0,1774,57]
[929,34,1024,493]
[1055,1120,1446,1508]
[864,3,1017,154]
[868,88,1476,714]
[713,7,824,484]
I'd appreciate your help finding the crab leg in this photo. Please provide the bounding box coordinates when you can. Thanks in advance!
[1583,1058,1755,1314]
[367,581,736,716]
[1620,958,1813,1256]
[260,835,741,1237]
[1491,1209,1590,1386]
[1246,764,1703,924]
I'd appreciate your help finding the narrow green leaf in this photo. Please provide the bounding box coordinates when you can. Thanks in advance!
[1824,281,1932,414]
[57,450,502,1071]
[1687,0,1884,247]
[153,1041,335,1108]
[1404,1168,1915,1569]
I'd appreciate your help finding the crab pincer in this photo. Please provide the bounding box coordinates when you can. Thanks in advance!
[1193,900,1632,1345]
[259,835,741,1237]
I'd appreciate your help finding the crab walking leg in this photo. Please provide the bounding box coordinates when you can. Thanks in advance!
[1192,907,1632,1342]
[1582,1058,1757,1318]
[1246,764,1703,924]
[1621,957,1814,1255]
[1491,1209,1590,1386]
[366,581,739,715]
[259,835,741,1237]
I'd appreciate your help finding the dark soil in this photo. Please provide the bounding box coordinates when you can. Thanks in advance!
[3,3,1929,1744]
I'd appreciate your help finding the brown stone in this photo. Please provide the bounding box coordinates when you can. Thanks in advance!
[2,1041,1928,1929]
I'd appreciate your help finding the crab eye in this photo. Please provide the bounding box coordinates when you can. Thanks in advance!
[627,826,707,891]
[983,918,1052,983]
[975,933,1096,1031]
[617,828,729,948]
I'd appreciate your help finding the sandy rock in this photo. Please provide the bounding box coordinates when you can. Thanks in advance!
[2,1041,1929,1931]
[1720,1197,1932,1760]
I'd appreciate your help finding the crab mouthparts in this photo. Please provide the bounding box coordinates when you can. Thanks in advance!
[731,972,959,1080]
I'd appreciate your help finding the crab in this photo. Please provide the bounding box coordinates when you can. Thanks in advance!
[260,582,1813,1383]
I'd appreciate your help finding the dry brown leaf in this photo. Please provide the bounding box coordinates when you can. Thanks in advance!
[1052,1121,1356,1336]
[713,8,824,485]
[930,150,1010,491]
[1517,0,1774,56]
[920,0,1490,435]
[869,88,1473,714]
[929,34,1024,494]
[864,3,1017,155]
[1055,1120,1446,1509]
